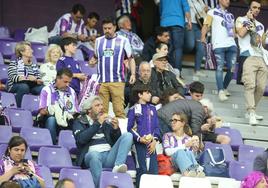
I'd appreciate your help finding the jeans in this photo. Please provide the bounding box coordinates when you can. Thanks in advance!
[84,132,133,188]
[214,45,237,91]
[169,26,184,71]
[9,83,43,107]
[184,23,205,71]
[171,149,198,173]
[45,116,57,145]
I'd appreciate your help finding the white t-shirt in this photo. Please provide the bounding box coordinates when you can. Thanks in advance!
[235,16,265,56]
[187,0,207,24]
[205,8,236,49]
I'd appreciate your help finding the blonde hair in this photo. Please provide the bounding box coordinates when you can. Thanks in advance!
[15,41,31,58]
[45,44,63,63]
[200,98,214,114]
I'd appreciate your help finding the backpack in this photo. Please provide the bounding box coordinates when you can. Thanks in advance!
[199,148,229,177]
[157,154,177,176]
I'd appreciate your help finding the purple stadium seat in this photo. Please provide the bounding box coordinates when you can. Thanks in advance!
[238,144,265,163]
[0,143,32,160]
[13,28,26,42]
[38,165,54,188]
[99,171,134,188]
[204,142,234,163]
[38,146,74,173]
[74,48,84,61]
[21,94,40,115]
[31,43,48,63]
[0,126,12,144]
[0,52,4,64]
[0,27,10,39]
[0,92,17,108]
[20,127,54,152]
[0,64,8,81]
[5,108,33,132]
[59,168,95,188]
[10,54,37,64]
[58,130,77,155]
[78,60,97,76]
[0,40,16,59]
[229,160,252,181]
[214,127,243,151]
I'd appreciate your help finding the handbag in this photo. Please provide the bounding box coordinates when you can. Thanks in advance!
[191,0,206,28]
[24,26,48,44]
[199,148,229,177]
[204,43,217,70]
[157,154,177,176]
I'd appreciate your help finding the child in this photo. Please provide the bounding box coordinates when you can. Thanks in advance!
[162,112,205,177]
[127,84,161,188]
[56,37,86,95]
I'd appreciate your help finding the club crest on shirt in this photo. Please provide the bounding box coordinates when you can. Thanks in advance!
[66,99,73,110]
[103,49,114,57]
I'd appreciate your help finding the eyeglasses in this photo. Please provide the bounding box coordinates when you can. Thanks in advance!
[170,118,182,123]
[252,6,261,9]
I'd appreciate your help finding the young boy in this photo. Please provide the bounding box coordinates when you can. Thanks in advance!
[56,37,86,95]
[189,81,205,101]
[127,84,161,188]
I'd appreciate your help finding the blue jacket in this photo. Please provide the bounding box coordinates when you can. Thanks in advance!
[127,104,161,143]
[72,114,121,167]
[160,0,190,27]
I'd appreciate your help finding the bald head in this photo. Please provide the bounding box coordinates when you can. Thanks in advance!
[138,62,151,83]
[118,15,132,31]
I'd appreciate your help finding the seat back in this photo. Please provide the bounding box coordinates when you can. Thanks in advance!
[31,43,48,63]
[0,126,12,144]
[229,160,253,181]
[21,94,40,114]
[0,91,17,108]
[238,144,265,162]
[0,40,16,59]
[39,165,54,188]
[78,60,97,76]
[58,130,77,153]
[99,171,134,188]
[74,49,84,61]
[140,174,173,188]
[0,64,8,81]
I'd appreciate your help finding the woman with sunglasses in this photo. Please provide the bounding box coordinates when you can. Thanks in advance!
[162,112,205,177]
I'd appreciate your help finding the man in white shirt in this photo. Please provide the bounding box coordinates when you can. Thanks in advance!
[201,0,237,102]
[235,0,268,125]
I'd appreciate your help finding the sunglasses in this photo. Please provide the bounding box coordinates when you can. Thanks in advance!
[170,118,182,123]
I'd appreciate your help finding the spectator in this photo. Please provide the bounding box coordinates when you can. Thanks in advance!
[254,149,268,176]
[72,96,133,188]
[201,0,237,102]
[39,68,79,144]
[151,52,184,97]
[91,17,136,118]
[0,136,45,188]
[236,0,267,125]
[85,12,100,50]
[159,0,192,73]
[49,4,87,45]
[127,84,161,187]
[7,41,44,107]
[142,27,170,62]
[126,61,159,107]
[184,0,207,78]
[241,171,268,188]
[189,81,205,101]
[40,44,63,85]
[56,37,86,95]
[163,112,205,177]
[55,178,76,188]
[117,15,144,58]
[160,88,184,106]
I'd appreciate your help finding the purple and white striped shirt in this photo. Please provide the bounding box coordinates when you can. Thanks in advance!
[49,13,86,37]
[95,34,132,83]
[39,83,79,113]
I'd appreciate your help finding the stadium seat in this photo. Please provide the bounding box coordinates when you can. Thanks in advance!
[21,94,40,115]
[0,39,16,59]
[0,143,32,160]
[59,168,95,188]
[229,160,252,181]
[74,48,84,61]
[13,28,26,42]
[214,127,243,151]
[0,126,12,144]
[204,142,234,163]
[58,130,77,154]
[99,171,134,188]
[0,64,8,82]
[78,60,97,76]
[38,146,74,173]
[31,43,48,63]
[0,27,10,39]
[20,127,54,152]
[238,144,265,163]
[140,174,173,188]
[0,52,4,64]
[5,108,33,132]
[38,165,54,188]
[0,91,17,108]
[179,177,212,188]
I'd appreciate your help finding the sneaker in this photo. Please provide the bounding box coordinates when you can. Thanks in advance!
[249,112,257,125]
[112,164,127,173]
[183,170,197,177]
[218,90,228,101]
[245,112,263,120]
[195,71,208,77]
[224,89,231,96]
